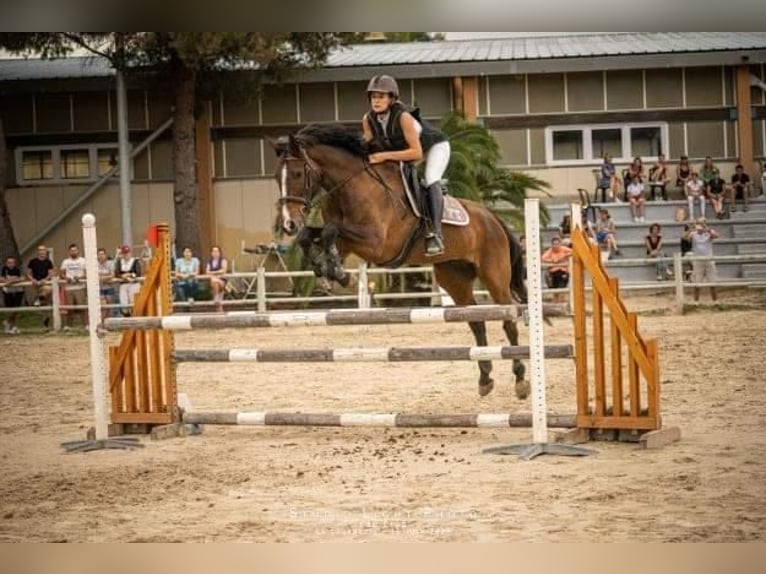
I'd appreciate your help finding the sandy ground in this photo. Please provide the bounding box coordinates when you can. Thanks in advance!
[1,293,765,542]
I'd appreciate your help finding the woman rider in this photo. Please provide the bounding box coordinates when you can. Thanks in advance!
[361,75,450,256]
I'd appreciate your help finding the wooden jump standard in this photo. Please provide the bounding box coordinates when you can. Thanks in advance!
[79,201,679,451]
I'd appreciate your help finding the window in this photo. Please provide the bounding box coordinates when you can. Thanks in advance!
[61,149,90,179]
[15,144,122,185]
[591,128,623,159]
[552,131,583,161]
[21,150,54,181]
[545,123,668,165]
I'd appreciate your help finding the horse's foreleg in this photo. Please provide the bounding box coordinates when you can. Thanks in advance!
[468,321,494,397]
[320,224,350,287]
[502,319,530,399]
[297,227,326,278]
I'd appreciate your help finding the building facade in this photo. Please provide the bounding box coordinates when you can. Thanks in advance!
[2,33,765,267]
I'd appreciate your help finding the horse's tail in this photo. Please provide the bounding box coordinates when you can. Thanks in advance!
[492,213,527,304]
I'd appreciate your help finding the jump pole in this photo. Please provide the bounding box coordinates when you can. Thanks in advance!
[483,198,594,460]
[61,213,142,452]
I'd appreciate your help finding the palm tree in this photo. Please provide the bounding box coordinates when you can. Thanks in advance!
[437,112,551,227]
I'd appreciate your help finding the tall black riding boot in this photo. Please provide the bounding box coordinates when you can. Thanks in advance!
[425,183,445,256]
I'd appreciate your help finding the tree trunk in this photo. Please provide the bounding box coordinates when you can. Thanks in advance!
[171,62,200,257]
[0,116,20,261]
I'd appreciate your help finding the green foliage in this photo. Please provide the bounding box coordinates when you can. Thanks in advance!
[436,112,551,227]
[379,32,445,43]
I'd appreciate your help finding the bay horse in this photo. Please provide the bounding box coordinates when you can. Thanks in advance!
[272,124,529,399]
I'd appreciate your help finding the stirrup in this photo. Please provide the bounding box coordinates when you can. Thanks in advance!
[425,234,444,256]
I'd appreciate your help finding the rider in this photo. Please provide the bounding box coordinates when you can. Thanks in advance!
[362,74,450,256]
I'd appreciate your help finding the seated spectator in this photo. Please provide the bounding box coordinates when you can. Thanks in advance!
[597,153,621,203]
[206,245,229,313]
[680,224,694,282]
[1,255,25,334]
[645,223,672,281]
[730,163,752,212]
[175,246,200,303]
[541,237,572,302]
[647,153,670,200]
[626,156,645,185]
[26,244,54,307]
[595,209,621,258]
[684,172,706,220]
[558,214,572,246]
[675,155,692,190]
[626,175,646,223]
[59,243,88,330]
[96,247,117,319]
[707,175,728,219]
[699,156,720,193]
[686,217,720,302]
[114,245,142,317]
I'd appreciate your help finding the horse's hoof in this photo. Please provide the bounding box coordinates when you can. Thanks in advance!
[478,380,494,397]
[515,379,531,400]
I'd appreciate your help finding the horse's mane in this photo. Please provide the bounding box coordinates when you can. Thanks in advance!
[297,124,367,157]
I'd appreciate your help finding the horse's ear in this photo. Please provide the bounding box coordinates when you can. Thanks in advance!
[288,134,301,157]
[267,136,289,157]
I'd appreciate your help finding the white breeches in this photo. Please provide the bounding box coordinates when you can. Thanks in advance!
[424,141,451,186]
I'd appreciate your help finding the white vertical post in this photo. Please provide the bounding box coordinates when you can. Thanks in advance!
[357,261,370,309]
[524,198,548,444]
[673,253,684,313]
[82,213,109,441]
[51,276,62,332]
[256,266,266,312]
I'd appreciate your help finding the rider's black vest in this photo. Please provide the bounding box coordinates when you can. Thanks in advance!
[365,102,446,154]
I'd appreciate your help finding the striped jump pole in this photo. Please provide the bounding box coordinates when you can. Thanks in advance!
[102,304,568,332]
[172,344,574,363]
[182,411,578,428]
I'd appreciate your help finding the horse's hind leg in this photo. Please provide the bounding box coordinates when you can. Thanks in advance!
[433,263,494,397]
[502,318,530,399]
[480,267,530,400]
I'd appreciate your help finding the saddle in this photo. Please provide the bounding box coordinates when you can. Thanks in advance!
[399,163,470,226]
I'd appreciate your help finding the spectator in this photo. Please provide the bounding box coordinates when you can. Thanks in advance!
[59,243,88,330]
[97,247,117,319]
[26,244,54,308]
[558,214,572,246]
[626,156,645,184]
[1,255,25,334]
[579,211,597,244]
[684,172,706,220]
[174,246,200,303]
[759,162,766,197]
[598,153,621,203]
[626,174,647,222]
[707,174,729,219]
[699,156,720,193]
[675,155,692,190]
[648,153,670,200]
[541,237,572,303]
[687,217,720,302]
[680,224,694,282]
[206,245,229,313]
[114,245,141,317]
[645,223,672,281]
[595,209,621,258]
[730,163,752,212]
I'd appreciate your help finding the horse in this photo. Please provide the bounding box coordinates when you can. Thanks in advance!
[271,123,530,399]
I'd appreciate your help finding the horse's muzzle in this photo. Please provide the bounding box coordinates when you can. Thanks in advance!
[282,218,299,236]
